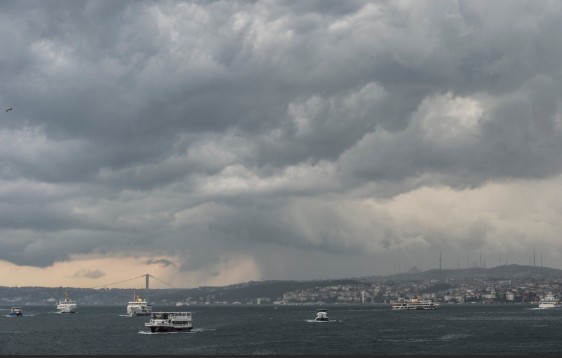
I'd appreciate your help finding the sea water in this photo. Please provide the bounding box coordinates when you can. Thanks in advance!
[1,304,561,355]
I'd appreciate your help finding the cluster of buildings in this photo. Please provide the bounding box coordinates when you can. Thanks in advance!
[269,277,562,305]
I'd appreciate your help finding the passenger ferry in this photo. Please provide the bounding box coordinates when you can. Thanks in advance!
[127,294,152,316]
[57,292,77,313]
[315,308,329,321]
[9,307,23,317]
[145,311,193,333]
[538,293,562,309]
[391,297,439,310]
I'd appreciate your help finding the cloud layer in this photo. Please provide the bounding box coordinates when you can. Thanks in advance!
[1,0,562,287]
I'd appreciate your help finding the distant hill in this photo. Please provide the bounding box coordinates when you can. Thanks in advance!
[161,278,367,303]
[356,264,562,282]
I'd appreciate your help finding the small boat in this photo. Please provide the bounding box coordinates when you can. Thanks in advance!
[391,296,439,310]
[9,307,23,317]
[145,311,193,333]
[127,293,152,316]
[315,308,329,321]
[57,291,77,313]
[538,293,562,309]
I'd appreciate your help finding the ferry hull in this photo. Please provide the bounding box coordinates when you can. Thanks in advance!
[538,304,562,309]
[57,306,77,313]
[396,307,437,310]
[391,302,439,310]
[149,326,193,333]
[130,312,151,316]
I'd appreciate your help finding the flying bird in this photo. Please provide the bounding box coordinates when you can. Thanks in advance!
[5,106,12,112]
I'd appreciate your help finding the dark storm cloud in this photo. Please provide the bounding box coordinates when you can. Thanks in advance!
[1,0,562,277]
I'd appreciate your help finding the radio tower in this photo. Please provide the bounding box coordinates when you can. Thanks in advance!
[439,250,442,270]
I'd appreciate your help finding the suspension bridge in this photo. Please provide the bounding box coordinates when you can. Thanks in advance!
[90,274,178,301]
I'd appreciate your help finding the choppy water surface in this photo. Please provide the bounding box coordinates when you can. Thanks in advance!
[1,304,561,355]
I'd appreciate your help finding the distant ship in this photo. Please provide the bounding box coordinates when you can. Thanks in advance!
[9,307,23,317]
[127,274,152,316]
[57,291,77,313]
[315,308,329,321]
[127,294,152,316]
[538,293,561,309]
[391,297,439,310]
[144,312,193,333]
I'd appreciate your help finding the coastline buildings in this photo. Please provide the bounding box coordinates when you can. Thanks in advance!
[1,266,561,306]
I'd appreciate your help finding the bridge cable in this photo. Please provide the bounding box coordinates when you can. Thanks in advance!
[90,274,146,289]
[148,274,177,289]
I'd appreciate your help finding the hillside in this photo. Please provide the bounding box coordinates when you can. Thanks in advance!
[357,264,562,282]
[160,278,366,303]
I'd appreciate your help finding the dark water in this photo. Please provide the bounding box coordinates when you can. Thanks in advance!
[1,304,561,355]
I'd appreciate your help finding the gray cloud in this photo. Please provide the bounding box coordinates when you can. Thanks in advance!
[1,1,562,282]
[73,269,106,280]
[144,258,176,268]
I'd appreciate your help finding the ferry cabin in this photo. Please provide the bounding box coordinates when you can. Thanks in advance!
[315,308,329,321]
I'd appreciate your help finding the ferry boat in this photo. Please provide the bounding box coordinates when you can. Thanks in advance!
[538,293,562,309]
[127,274,152,316]
[9,307,23,317]
[57,292,77,313]
[145,311,193,333]
[315,308,329,321]
[391,297,439,310]
[127,294,152,316]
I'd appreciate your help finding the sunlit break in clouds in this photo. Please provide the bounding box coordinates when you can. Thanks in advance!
[2,0,562,288]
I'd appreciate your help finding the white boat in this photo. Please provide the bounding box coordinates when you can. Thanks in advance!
[144,311,193,333]
[57,292,77,313]
[315,308,329,321]
[127,274,152,317]
[9,307,23,317]
[127,294,152,316]
[538,293,561,309]
[391,297,439,310]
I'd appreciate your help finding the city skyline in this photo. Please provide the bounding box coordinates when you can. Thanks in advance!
[2,1,562,288]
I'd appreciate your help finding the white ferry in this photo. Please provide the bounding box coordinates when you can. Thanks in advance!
[9,307,23,317]
[127,294,152,316]
[57,292,77,313]
[391,297,439,310]
[315,308,329,321]
[145,311,193,333]
[538,293,562,309]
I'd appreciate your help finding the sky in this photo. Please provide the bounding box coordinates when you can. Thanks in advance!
[2,0,562,289]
